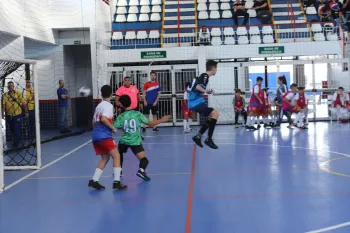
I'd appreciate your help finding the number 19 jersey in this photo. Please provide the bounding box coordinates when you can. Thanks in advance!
[114,110,149,145]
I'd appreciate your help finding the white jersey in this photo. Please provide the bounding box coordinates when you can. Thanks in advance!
[285,92,299,105]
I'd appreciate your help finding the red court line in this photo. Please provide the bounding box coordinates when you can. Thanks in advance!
[185,144,197,233]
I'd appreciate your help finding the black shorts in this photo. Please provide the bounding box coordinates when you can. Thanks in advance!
[191,102,214,116]
[143,104,158,115]
[118,143,145,155]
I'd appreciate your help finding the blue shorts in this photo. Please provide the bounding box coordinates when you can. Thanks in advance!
[191,103,214,116]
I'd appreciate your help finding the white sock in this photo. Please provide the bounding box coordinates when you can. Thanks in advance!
[92,168,103,182]
[264,117,269,124]
[188,119,192,129]
[113,167,122,181]
[247,116,252,126]
[183,119,187,130]
[336,108,342,119]
[255,116,259,125]
[295,112,303,125]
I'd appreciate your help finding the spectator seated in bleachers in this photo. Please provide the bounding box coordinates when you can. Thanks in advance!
[198,26,211,46]
[335,11,348,31]
[252,0,272,24]
[233,0,249,26]
[317,0,331,21]
[329,0,343,20]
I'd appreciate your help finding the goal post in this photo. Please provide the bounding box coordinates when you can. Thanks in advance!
[0,58,41,193]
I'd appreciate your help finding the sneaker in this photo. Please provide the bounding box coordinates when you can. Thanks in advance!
[137,169,151,181]
[152,127,159,132]
[287,124,295,128]
[183,129,190,133]
[88,180,105,190]
[251,126,258,131]
[204,138,218,149]
[187,128,194,132]
[263,124,271,129]
[235,124,239,128]
[192,135,203,148]
[113,181,128,190]
[274,124,281,129]
[257,124,261,129]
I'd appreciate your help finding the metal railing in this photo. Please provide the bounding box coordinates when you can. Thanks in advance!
[110,22,345,48]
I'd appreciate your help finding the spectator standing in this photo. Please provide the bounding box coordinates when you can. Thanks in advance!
[233,0,249,26]
[143,71,161,132]
[252,0,272,24]
[23,80,35,137]
[57,80,71,134]
[116,77,140,112]
[2,81,26,148]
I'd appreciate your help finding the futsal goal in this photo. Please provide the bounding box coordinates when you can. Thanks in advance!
[0,58,41,193]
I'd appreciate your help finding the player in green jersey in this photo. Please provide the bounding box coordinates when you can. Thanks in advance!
[114,94,170,181]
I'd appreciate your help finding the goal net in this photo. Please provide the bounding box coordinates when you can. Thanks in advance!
[0,58,41,193]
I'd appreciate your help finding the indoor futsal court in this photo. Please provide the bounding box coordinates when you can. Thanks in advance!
[1,123,350,233]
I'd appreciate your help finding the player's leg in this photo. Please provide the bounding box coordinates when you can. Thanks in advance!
[242,109,248,126]
[187,111,194,131]
[234,110,239,127]
[192,103,219,149]
[89,153,109,190]
[132,145,150,181]
[151,106,159,132]
[118,143,128,176]
[109,147,128,190]
[303,108,309,124]
[182,107,189,133]
[142,105,151,133]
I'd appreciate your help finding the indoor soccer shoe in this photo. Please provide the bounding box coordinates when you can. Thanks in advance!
[204,138,218,149]
[113,181,128,190]
[88,180,105,190]
[137,169,151,181]
[192,135,203,148]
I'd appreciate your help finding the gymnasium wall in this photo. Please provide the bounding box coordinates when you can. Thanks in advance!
[93,0,112,99]
[105,41,342,64]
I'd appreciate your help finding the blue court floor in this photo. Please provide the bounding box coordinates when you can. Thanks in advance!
[1,122,350,233]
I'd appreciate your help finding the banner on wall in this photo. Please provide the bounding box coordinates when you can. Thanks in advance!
[258,46,285,55]
[141,51,167,59]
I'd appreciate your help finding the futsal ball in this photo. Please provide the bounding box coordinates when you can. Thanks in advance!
[79,86,91,97]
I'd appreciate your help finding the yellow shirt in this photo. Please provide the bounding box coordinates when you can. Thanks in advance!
[2,91,25,116]
[23,88,35,111]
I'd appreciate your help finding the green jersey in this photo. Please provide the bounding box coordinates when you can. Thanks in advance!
[113,110,149,145]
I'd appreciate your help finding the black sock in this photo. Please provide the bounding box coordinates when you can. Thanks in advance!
[197,119,210,136]
[234,111,239,124]
[120,152,124,168]
[139,157,149,171]
[208,119,217,140]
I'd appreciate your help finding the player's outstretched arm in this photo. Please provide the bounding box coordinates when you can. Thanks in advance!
[146,115,170,126]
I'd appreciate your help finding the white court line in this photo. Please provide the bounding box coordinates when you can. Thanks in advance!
[4,140,92,191]
[306,222,350,233]
[142,142,350,158]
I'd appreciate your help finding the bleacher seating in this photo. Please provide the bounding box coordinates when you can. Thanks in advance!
[111,0,343,49]
[112,0,162,49]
